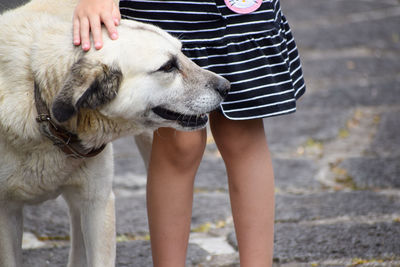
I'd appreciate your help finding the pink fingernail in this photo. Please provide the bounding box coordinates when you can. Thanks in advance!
[95,42,102,49]
[111,33,118,40]
[82,43,90,50]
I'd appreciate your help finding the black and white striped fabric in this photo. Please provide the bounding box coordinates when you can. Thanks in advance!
[120,0,306,120]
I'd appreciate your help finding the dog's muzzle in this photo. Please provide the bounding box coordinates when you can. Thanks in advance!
[152,76,230,129]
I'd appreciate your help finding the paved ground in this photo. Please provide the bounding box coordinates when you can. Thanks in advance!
[1,0,400,266]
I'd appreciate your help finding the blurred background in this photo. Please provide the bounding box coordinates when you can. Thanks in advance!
[1,0,399,266]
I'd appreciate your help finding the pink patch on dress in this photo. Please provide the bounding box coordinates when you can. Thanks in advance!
[224,0,262,14]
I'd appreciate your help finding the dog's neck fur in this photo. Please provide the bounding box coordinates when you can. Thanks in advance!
[75,109,138,149]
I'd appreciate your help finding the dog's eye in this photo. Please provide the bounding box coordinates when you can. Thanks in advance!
[158,58,178,73]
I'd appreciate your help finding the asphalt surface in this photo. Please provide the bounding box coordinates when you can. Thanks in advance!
[1,0,400,266]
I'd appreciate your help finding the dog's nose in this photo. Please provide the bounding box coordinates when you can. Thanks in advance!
[215,77,230,98]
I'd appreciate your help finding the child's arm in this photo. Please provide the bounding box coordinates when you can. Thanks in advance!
[73,0,121,51]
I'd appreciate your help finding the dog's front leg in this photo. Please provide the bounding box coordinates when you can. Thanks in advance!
[134,132,153,170]
[0,201,23,267]
[63,188,116,267]
[61,192,88,267]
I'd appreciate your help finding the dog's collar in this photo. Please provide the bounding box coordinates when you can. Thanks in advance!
[34,82,106,159]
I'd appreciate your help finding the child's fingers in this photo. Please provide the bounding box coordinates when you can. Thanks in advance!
[112,2,121,25]
[89,16,103,50]
[73,17,81,46]
[73,0,119,50]
[102,14,119,40]
[79,17,91,51]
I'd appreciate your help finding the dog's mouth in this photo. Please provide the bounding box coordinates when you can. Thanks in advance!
[152,107,208,128]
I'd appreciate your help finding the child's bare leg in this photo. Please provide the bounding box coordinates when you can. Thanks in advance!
[146,127,206,267]
[210,111,275,267]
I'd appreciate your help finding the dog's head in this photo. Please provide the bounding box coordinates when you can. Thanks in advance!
[51,20,230,132]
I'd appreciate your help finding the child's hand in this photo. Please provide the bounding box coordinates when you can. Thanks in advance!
[73,0,121,51]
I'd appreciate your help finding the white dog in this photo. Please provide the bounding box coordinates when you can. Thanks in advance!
[0,0,230,266]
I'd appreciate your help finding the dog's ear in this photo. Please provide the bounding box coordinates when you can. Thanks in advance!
[52,58,122,123]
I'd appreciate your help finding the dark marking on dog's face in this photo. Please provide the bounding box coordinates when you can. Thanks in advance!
[76,65,122,109]
[51,58,122,123]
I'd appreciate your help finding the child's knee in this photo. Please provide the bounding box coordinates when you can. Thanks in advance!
[172,134,205,163]
[211,117,268,158]
[153,128,206,169]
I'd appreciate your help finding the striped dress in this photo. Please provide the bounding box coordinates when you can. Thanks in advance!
[119,0,306,120]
